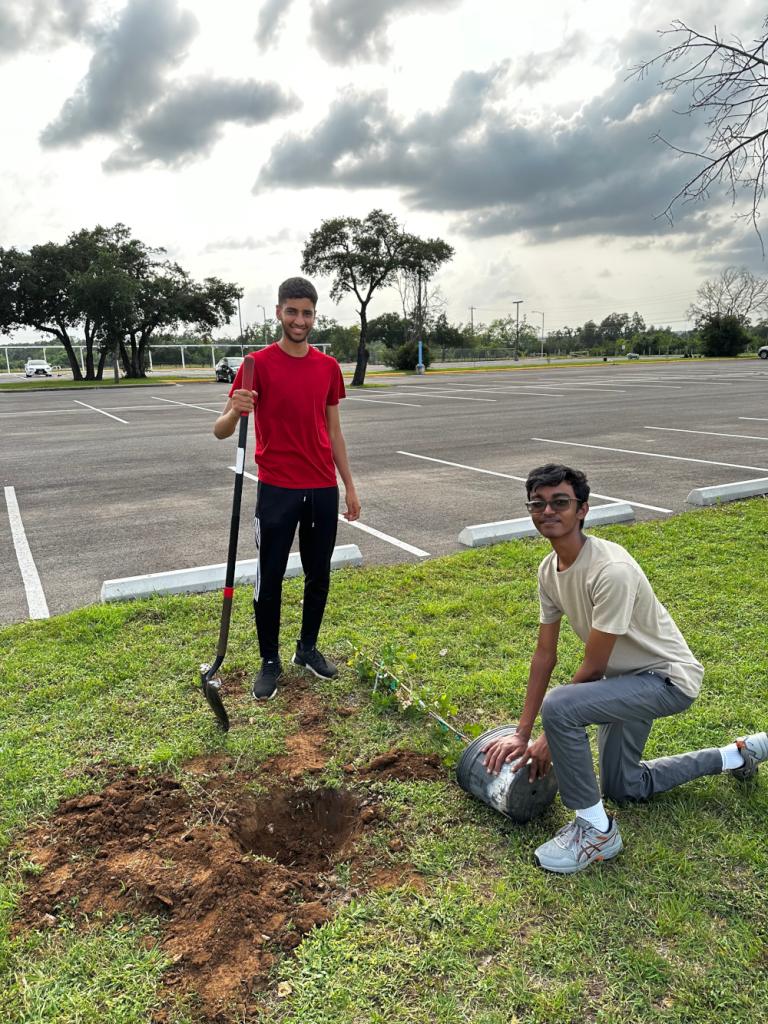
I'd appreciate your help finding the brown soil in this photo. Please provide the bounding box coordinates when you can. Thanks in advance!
[15,770,373,1020]
[257,677,330,780]
[358,748,445,781]
[12,672,447,1021]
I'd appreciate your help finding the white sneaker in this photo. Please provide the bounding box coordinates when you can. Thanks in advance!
[535,815,623,874]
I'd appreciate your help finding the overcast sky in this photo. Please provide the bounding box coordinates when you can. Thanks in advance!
[1,0,766,336]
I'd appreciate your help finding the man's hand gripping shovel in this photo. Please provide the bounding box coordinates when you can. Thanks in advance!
[199,354,255,731]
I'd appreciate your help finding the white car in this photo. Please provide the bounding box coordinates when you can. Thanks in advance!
[758,345,768,360]
[25,358,53,377]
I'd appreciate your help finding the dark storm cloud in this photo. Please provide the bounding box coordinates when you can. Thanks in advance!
[40,0,198,147]
[256,0,295,48]
[255,35,729,243]
[103,78,299,169]
[0,0,94,57]
[309,0,461,65]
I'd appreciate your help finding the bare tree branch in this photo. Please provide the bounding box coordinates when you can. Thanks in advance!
[632,17,768,251]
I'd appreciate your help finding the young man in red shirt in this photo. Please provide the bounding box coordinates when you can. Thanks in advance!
[213,277,360,699]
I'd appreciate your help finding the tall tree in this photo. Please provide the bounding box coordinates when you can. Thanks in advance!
[1,225,241,379]
[395,236,454,346]
[688,266,768,324]
[301,209,453,385]
[635,17,768,245]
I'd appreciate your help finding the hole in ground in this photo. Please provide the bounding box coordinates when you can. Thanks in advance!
[12,770,384,1022]
[234,788,360,868]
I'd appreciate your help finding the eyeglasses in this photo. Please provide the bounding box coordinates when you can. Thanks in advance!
[525,497,580,513]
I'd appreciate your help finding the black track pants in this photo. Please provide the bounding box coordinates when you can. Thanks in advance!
[253,481,339,659]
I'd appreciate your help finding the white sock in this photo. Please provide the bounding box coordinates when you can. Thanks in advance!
[574,800,610,833]
[719,743,745,771]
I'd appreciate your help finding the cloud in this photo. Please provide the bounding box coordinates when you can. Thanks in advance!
[507,31,589,87]
[256,41,729,243]
[256,0,295,48]
[0,0,94,57]
[309,0,461,65]
[103,78,299,169]
[204,228,300,252]
[40,0,198,147]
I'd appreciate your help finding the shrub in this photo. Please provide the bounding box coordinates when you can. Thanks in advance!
[382,341,432,371]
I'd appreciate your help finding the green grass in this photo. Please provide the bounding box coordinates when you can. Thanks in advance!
[0,377,185,392]
[1,501,766,1022]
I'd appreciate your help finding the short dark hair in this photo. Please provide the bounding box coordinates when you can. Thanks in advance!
[277,276,318,307]
[525,463,590,503]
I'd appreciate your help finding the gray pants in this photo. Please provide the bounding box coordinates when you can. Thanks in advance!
[540,671,723,809]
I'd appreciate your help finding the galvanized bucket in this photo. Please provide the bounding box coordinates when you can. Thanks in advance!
[456,724,558,824]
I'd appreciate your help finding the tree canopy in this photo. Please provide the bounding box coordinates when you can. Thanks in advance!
[0,224,241,379]
[301,209,453,385]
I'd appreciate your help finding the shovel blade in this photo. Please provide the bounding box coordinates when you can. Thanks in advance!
[200,665,230,732]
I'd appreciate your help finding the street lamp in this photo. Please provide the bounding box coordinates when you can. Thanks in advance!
[531,310,545,358]
[512,299,523,360]
[257,304,267,345]
[236,296,244,340]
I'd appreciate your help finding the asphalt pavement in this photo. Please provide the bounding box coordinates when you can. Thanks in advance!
[2,359,767,624]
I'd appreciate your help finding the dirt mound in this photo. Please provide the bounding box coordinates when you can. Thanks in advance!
[359,748,445,781]
[15,770,376,1020]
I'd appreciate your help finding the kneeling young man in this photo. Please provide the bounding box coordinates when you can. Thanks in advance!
[213,277,360,700]
[483,463,767,874]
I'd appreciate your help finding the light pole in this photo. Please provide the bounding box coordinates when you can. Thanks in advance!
[236,296,243,340]
[257,304,267,345]
[512,299,523,360]
[531,309,545,358]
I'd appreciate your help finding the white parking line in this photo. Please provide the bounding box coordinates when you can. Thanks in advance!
[405,384,564,398]
[740,416,768,422]
[73,399,128,424]
[553,381,683,390]
[384,390,496,403]
[226,466,430,556]
[231,467,259,482]
[346,397,422,407]
[523,384,628,394]
[532,437,768,473]
[150,396,221,413]
[397,451,673,512]
[0,408,85,417]
[340,518,430,557]
[645,426,768,442]
[4,486,50,619]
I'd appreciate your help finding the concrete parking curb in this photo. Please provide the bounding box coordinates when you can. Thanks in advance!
[686,478,768,506]
[100,544,363,602]
[458,502,636,548]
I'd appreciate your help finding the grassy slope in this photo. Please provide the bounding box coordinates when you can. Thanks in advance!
[0,501,766,1022]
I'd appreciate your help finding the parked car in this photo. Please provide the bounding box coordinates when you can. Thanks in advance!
[25,358,53,377]
[215,356,244,383]
[627,352,640,360]
[758,345,768,359]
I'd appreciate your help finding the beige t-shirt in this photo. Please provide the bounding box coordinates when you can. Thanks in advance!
[538,536,703,698]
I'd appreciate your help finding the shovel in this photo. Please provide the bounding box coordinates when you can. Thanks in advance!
[199,353,255,731]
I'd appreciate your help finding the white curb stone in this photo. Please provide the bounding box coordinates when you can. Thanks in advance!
[458,502,636,548]
[101,544,363,602]
[686,478,768,506]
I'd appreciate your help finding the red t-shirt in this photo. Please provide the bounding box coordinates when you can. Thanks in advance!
[229,344,346,488]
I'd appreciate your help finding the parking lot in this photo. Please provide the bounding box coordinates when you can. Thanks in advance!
[2,359,767,624]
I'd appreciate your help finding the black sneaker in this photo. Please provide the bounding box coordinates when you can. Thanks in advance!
[252,658,282,700]
[292,643,338,679]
